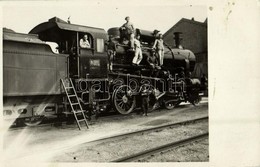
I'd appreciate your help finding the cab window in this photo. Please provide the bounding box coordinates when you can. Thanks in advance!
[79,33,93,49]
[96,38,104,53]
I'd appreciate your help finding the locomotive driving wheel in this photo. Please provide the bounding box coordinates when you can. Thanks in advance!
[189,95,201,106]
[113,85,136,114]
[188,88,201,106]
[23,115,44,126]
[164,99,181,110]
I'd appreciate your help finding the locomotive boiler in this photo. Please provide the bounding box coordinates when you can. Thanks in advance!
[107,28,196,76]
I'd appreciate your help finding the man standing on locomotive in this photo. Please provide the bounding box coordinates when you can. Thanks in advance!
[106,35,116,71]
[120,16,135,50]
[147,51,161,77]
[152,33,164,66]
[132,34,143,65]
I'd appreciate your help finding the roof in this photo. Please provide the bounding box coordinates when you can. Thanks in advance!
[3,27,16,33]
[29,17,107,39]
[3,31,44,44]
[164,18,207,37]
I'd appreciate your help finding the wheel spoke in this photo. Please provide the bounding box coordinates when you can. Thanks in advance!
[121,103,126,110]
[126,100,132,106]
[116,93,123,99]
[116,99,122,102]
[118,101,124,107]
[125,103,130,110]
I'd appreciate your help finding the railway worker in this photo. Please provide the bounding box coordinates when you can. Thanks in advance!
[106,35,117,71]
[80,34,91,48]
[152,33,164,66]
[132,34,143,65]
[120,16,135,50]
[201,74,208,95]
[147,51,161,77]
[141,89,150,116]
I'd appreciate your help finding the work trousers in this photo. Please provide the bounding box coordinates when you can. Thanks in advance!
[132,48,142,65]
[141,96,149,115]
[129,33,134,48]
[156,49,164,66]
[107,50,115,71]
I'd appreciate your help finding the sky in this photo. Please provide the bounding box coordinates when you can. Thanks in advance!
[1,1,207,34]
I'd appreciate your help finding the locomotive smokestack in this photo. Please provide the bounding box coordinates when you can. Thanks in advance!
[173,32,183,49]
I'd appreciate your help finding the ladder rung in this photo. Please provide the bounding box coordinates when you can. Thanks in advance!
[77,119,86,122]
[74,110,82,114]
[74,110,86,114]
[61,78,89,130]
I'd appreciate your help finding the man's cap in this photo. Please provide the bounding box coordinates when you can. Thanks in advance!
[153,29,160,35]
[125,16,130,20]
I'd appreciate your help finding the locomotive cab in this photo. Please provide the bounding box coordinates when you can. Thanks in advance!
[30,17,108,79]
[30,17,110,115]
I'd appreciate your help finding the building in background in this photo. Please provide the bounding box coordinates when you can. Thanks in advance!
[163,18,208,78]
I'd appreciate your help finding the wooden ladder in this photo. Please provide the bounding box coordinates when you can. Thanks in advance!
[61,78,89,130]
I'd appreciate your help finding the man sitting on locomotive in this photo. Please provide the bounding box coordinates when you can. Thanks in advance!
[152,33,164,66]
[80,34,91,48]
[146,50,161,77]
[120,16,135,50]
[132,34,143,65]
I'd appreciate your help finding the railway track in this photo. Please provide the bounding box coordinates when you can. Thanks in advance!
[11,116,208,161]
[49,116,208,162]
[82,116,208,145]
[111,132,208,162]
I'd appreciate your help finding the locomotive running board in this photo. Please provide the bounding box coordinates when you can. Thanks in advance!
[61,78,89,130]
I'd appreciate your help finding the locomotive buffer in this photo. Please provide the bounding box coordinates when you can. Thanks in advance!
[61,78,89,130]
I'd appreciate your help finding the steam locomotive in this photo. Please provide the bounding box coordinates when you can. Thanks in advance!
[3,17,200,126]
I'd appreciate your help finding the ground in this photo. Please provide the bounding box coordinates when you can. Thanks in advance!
[3,97,208,162]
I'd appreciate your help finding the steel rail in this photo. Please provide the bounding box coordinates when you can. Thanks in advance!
[111,132,209,162]
[11,116,208,160]
[77,116,208,146]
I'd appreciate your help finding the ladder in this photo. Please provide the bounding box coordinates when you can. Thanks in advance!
[61,78,89,130]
